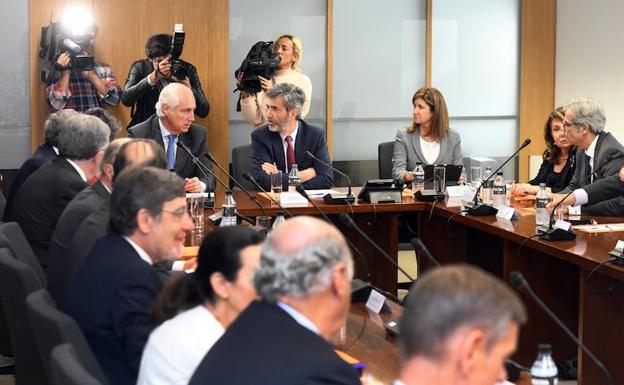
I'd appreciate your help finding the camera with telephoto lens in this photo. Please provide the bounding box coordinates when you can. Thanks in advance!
[170,23,190,80]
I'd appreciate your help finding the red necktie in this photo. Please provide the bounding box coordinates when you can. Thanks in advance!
[285,135,295,171]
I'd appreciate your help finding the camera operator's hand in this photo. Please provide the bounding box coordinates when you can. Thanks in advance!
[56,52,71,71]
[258,76,272,92]
[236,72,251,98]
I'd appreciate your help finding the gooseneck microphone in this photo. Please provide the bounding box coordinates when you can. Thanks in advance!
[510,271,613,385]
[202,152,267,217]
[338,213,415,282]
[242,172,294,218]
[466,138,531,216]
[410,238,441,267]
[304,151,355,204]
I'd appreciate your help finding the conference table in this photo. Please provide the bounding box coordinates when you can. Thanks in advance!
[216,189,624,385]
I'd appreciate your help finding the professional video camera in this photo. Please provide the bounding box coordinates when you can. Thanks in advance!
[39,21,95,82]
[235,41,281,94]
[170,23,191,80]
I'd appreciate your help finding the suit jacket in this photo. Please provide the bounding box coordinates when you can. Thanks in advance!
[251,120,333,191]
[560,132,624,215]
[583,172,624,205]
[62,234,164,385]
[3,142,57,221]
[392,128,463,182]
[127,114,215,191]
[48,181,111,303]
[528,152,576,193]
[8,157,87,269]
[122,59,210,128]
[188,301,360,385]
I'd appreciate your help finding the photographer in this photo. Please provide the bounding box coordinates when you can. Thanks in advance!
[46,24,121,112]
[238,34,312,128]
[122,34,210,128]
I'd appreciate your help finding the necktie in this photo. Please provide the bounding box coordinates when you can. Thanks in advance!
[167,134,177,170]
[285,135,295,172]
[584,153,592,184]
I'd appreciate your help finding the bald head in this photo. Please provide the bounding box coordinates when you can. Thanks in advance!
[112,139,167,182]
[271,216,345,254]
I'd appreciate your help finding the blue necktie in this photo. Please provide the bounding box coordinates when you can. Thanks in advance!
[167,134,177,170]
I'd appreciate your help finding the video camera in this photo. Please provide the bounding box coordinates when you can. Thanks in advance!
[39,21,94,82]
[170,23,190,80]
[235,41,281,94]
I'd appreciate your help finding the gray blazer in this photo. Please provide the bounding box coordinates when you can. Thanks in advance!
[392,127,463,181]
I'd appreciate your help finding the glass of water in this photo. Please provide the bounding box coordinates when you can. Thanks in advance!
[470,166,483,185]
[270,171,283,196]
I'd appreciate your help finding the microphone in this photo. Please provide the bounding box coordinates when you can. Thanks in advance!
[203,152,267,217]
[410,238,441,267]
[242,172,294,218]
[510,271,613,385]
[62,38,82,54]
[466,138,531,216]
[338,213,415,282]
[304,151,355,204]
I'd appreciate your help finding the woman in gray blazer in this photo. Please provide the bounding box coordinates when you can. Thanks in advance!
[392,87,463,183]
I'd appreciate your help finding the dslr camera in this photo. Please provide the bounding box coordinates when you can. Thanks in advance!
[170,23,191,80]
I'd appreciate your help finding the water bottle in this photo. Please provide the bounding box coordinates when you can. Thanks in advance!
[492,172,506,208]
[530,344,558,385]
[535,183,551,226]
[412,162,425,193]
[272,211,286,229]
[220,191,237,227]
[481,167,493,205]
[288,164,301,192]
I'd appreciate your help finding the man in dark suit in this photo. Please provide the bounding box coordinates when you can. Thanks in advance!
[62,167,194,385]
[189,216,360,385]
[554,97,624,215]
[8,114,110,270]
[3,109,78,221]
[127,82,215,193]
[251,83,333,191]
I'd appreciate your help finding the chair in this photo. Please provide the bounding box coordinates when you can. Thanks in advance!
[0,222,46,287]
[26,289,108,384]
[0,249,47,385]
[50,343,103,385]
[231,144,255,190]
[0,187,5,221]
[378,141,394,179]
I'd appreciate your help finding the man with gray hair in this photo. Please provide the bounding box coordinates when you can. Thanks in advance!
[189,216,360,385]
[551,97,624,215]
[9,114,110,270]
[251,82,333,191]
[396,265,527,385]
[3,109,79,221]
[127,82,215,193]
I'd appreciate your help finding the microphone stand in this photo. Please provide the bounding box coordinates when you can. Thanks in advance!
[242,172,294,218]
[466,139,531,216]
[304,151,355,204]
[510,271,613,385]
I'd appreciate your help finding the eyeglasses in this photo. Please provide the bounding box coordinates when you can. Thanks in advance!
[161,207,188,220]
[563,121,581,129]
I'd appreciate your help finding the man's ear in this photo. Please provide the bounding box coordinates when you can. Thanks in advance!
[330,262,349,299]
[210,272,231,300]
[455,328,487,378]
[135,208,154,235]
[103,162,114,180]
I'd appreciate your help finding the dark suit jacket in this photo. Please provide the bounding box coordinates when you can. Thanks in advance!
[583,172,624,205]
[127,114,215,191]
[8,157,87,269]
[251,120,333,191]
[189,301,360,385]
[3,142,57,221]
[48,181,110,303]
[62,234,163,385]
[560,132,624,215]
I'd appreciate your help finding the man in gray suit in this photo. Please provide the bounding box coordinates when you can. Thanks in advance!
[553,97,624,215]
[127,83,215,193]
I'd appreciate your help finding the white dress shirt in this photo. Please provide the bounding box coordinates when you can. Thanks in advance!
[572,135,600,206]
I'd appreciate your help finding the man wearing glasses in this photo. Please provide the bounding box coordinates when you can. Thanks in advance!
[552,97,624,215]
[62,167,194,385]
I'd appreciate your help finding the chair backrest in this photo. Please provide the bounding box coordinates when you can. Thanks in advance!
[50,343,103,385]
[231,144,255,190]
[26,289,108,384]
[0,249,47,385]
[0,187,5,221]
[0,222,46,286]
[378,141,395,179]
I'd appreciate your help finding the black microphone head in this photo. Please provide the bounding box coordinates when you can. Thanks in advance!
[521,138,531,148]
[175,141,187,149]
[410,238,425,253]
[242,172,252,181]
[304,150,314,158]
[204,152,216,162]
[295,184,308,198]
[509,271,526,288]
[338,213,353,226]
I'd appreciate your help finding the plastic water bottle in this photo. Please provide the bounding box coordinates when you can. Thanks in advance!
[272,211,286,229]
[492,171,506,208]
[288,164,301,192]
[481,167,493,205]
[412,162,425,193]
[220,191,237,227]
[530,344,558,385]
[535,183,551,226]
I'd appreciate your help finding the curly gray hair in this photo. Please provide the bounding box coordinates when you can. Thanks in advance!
[565,97,606,134]
[266,83,305,120]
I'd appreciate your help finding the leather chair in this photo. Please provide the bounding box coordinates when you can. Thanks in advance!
[0,249,47,385]
[0,222,46,287]
[231,144,255,191]
[377,141,394,179]
[50,343,103,385]
[25,289,108,384]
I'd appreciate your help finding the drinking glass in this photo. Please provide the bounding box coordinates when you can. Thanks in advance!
[470,166,483,184]
[271,171,283,196]
[433,166,446,193]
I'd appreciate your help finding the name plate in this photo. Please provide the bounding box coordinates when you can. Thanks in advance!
[365,289,391,314]
[614,240,624,252]
[446,185,464,198]
[495,205,516,220]
[554,219,572,231]
[461,186,478,202]
[279,192,308,206]
[568,205,582,216]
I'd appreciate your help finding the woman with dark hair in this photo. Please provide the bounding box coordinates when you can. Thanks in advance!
[392,87,463,183]
[136,226,264,385]
[122,33,210,128]
[512,107,576,195]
